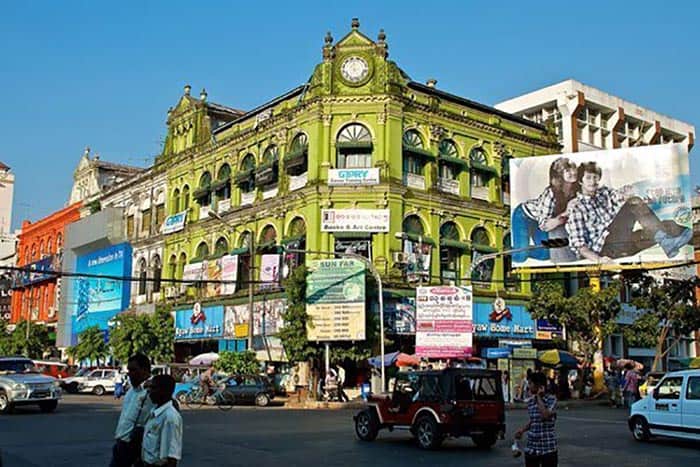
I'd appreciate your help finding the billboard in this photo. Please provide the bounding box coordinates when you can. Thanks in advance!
[306,259,366,341]
[321,209,390,232]
[472,300,535,339]
[415,286,473,358]
[328,168,380,186]
[174,304,224,340]
[71,243,132,343]
[509,143,692,268]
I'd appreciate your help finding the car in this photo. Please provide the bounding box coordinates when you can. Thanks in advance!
[629,369,700,442]
[218,375,275,407]
[639,371,665,398]
[61,368,119,396]
[354,368,506,450]
[0,357,62,414]
[33,360,71,379]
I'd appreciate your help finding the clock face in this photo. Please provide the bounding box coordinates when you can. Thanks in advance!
[340,56,369,84]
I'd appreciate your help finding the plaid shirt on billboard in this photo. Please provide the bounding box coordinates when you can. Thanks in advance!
[526,394,558,456]
[522,186,557,230]
[565,186,626,254]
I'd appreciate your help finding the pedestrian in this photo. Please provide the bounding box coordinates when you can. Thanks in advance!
[515,371,558,467]
[518,369,533,402]
[502,371,511,403]
[115,371,125,400]
[141,375,183,467]
[604,366,620,407]
[622,365,640,408]
[109,353,154,467]
[336,364,349,402]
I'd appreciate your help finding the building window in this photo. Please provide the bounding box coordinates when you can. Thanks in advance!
[171,188,180,214]
[256,145,279,188]
[471,227,494,286]
[238,232,253,288]
[178,253,187,280]
[181,185,190,211]
[501,153,512,205]
[402,131,434,189]
[152,255,162,293]
[214,164,231,203]
[402,215,431,283]
[214,237,229,258]
[284,217,307,274]
[285,133,308,175]
[439,222,464,284]
[168,254,177,281]
[236,154,256,194]
[155,203,165,229]
[469,147,495,200]
[56,234,62,251]
[337,123,372,169]
[194,172,213,207]
[141,208,152,235]
[126,215,135,238]
[138,258,147,296]
[503,233,519,291]
[194,242,209,262]
[259,225,278,252]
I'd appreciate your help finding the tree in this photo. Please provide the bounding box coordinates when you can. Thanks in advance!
[278,265,318,364]
[0,319,11,355]
[149,309,174,364]
[69,326,109,365]
[4,321,52,358]
[108,310,174,364]
[214,350,260,375]
[624,276,700,371]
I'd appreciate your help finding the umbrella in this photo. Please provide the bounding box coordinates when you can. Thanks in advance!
[367,351,401,368]
[538,350,579,369]
[615,359,644,371]
[395,353,421,368]
[189,352,219,366]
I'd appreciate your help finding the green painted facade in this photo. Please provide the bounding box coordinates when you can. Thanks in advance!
[156,22,559,313]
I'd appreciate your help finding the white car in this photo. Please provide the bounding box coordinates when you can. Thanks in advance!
[61,368,119,396]
[629,369,700,442]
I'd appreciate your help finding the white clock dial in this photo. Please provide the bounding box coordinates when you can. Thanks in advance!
[341,56,369,83]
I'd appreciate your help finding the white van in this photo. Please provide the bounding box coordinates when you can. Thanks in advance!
[629,369,700,442]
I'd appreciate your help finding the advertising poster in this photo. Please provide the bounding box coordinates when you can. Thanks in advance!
[162,210,187,235]
[70,243,132,343]
[174,304,224,340]
[510,143,693,268]
[220,255,238,295]
[224,299,286,338]
[306,259,365,341]
[385,295,416,335]
[415,286,473,358]
[472,301,535,339]
[260,254,281,290]
[404,241,431,283]
[321,209,390,232]
[183,262,205,284]
[206,259,221,297]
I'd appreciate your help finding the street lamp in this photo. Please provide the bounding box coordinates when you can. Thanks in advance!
[209,211,255,350]
[283,246,387,392]
[468,238,570,278]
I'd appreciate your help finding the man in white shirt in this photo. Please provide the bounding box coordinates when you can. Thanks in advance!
[141,375,183,467]
[110,354,154,467]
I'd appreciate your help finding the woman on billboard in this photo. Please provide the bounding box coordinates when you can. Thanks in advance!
[511,157,579,262]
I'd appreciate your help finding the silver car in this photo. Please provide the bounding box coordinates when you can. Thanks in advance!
[0,357,62,414]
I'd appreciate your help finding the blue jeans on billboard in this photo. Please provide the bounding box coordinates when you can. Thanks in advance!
[512,204,549,262]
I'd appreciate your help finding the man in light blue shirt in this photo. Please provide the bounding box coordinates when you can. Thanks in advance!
[141,375,183,467]
[110,354,154,467]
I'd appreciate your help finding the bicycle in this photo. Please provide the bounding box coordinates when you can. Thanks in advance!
[185,385,212,409]
[214,388,234,411]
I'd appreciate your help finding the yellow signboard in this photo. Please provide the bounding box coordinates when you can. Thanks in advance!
[234,323,249,338]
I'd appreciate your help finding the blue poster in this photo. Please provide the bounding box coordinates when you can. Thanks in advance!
[70,243,132,344]
[174,304,224,341]
[472,301,535,339]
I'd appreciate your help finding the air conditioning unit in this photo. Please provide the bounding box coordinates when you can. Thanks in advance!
[393,252,409,264]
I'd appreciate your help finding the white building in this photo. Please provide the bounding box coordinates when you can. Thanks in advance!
[0,162,16,266]
[69,147,145,206]
[495,79,695,154]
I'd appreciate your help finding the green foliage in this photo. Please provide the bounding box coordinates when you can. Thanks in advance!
[214,350,260,375]
[0,319,10,355]
[68,326,108,365]
[1,321,52,358]
[109,311,174,364]
[529,281,622,362]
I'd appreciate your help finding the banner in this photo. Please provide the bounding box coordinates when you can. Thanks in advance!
[260,254,281,289]
[415,286,473,358]
[472,301,535,339]
[220,255,238,295]
[510,144,692,268]
[162,210,187,235]
[174,304,224,340]
[321,209,390,232]
[306,259,366,341]
[404,241,431,282]
[328,168,380,186]
[224,298,286,337]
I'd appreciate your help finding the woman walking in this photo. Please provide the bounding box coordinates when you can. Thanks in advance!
[515,372,558,467]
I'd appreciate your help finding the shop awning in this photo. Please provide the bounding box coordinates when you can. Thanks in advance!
[230,247,251,255]
[404,233,436,245]
[440,238,470,251]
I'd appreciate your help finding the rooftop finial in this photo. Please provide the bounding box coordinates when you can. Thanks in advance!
[324,31,333,45]
[426,78,437,88]
[351,18,360,30]
[200,88,207,101]
[377,29,386,43]
[184,84,191,96]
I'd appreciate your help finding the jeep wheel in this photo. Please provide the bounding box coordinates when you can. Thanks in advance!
[355,409,379,441]
[0,391,14,414]
[631,416,650,442]
[39,400,58,413]
[92,385,106,396]
[472,432,497,449]
[414,415,443,450]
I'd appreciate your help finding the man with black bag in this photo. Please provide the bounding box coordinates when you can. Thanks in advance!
[109,353,154,467]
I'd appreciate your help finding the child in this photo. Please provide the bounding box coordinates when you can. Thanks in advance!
[141,375,183,467]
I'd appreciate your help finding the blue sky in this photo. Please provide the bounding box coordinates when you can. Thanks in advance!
[1,1,698,229]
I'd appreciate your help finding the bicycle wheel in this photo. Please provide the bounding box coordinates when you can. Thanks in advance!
[185,388,205,409]
[216,392,233,411]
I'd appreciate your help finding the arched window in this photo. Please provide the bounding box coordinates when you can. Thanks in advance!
[284,217,306,275]
[238,231,253,288]
[439,222,464,284]
[402,130,433,189]
[168,254,177,281]
[337,123,372,169]
[194,171,213,206]
[46,237,53,255]
[152,255,162,293]
[31,244,37,261]
[194,242,209,261]
[503,233,518,291]
[286,133,308,175]
[437,140,467,192]
[236,154,256,193]
[471,227,494,285]
[401,215,431,283]
[501,153,512,204]
[469,147,496,200]
[213,164,231,203]
[181,185,190,211]
[259,224,278,252]
[214,237,229,258]
[39,241,45,257]
[138,258,148,296]
[178,253,187,280]
[256,145,279,188]
[56,234,63,252]
[172,188,181,214]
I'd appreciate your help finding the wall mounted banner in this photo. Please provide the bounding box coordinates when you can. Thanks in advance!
[415,286,473,358]
[224,299,287,338]
[321,209,390,232]
[162,210,188,235]
[328,168,380,186]
[306,259,366,341]
[174,304,224,340]
[472,301,535,339]
[510,144,692,268]
[220,255,238,295]
[260,254,281,289]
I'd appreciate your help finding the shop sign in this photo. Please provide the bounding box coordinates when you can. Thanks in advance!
[472,301,535,339]
[536,319,564,340]
[174,304,224,340]
[415,286,473,358]
[321,209,390,232]
[12,254,60,288]
[334,238,372,260]
[162,210,188,235]
[306,259,366,341]
[481,347,512,359]
[512,348,538,360]
[328,168,380,186]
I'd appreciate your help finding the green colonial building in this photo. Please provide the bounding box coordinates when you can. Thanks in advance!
[156,19,559,362]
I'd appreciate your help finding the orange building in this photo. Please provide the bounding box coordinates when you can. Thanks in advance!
[10,202,82,339]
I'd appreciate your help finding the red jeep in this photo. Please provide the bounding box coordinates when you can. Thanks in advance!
[354,368,505,450]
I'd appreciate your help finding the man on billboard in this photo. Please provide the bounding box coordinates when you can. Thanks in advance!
[565,161,692,262]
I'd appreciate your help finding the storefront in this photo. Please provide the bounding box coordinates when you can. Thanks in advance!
[173,304,224,362]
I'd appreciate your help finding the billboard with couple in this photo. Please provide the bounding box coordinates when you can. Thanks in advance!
[509,143,692,268]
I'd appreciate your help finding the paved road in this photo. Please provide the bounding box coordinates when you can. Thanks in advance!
[0,395,697,466]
